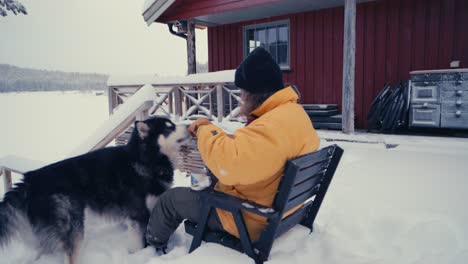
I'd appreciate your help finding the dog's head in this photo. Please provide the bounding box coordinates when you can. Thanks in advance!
[131,116,190,166]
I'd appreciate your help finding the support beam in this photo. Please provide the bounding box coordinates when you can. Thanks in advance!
[216,85,224,122]
[342,0,356,134]
[187,19,197,75]
[108,86,119,115]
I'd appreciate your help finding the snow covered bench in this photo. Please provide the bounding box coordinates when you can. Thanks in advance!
[0,155,45,193]
[184,144,344,264]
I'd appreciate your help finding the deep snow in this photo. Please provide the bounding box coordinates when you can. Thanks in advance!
[1,92,468,264]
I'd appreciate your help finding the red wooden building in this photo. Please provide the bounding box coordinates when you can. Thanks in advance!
[143,0,468,128]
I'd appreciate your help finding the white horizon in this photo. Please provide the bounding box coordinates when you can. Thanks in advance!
[0,0,208,76]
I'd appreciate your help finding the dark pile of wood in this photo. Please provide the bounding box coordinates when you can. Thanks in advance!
[303,104,342,130]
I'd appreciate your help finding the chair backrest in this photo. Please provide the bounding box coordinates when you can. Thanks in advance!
[273,144,343,218]
[254,144,343,256]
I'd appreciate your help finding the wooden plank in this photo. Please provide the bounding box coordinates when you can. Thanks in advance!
[212,27,219,71]
[294,157,329,184]
[275,204,309,238]
[438,0,455,68]
[425,0,441,70]
[342,0,356,133]
[291,146,335,170]
[374,0,387,97]
[225,24,232,69]
[304,11,314,103]
[237,21,245,66]
[397,0,413,81]
[411,0,427,71]
[309,114,342,122]
[231,22,240,68]
[332,7,344,109]
[453,0,468,68]
[208,27,214,71]
[218,24,226,70]
[216,84,224,122]
[284,188,317,212]
[355,4,364,128]
[296,13,306,94]
[323,9,334,103]
[108,87,118,114]
[385,0,400,84]
[289,15,298,87]
[306,109,339,116]
[363,2,376,128]
[289,174,322,203]
[313,11,324,103]
[312,122,342,130]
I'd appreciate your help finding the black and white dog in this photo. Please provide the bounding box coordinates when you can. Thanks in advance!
[0,116,189,263]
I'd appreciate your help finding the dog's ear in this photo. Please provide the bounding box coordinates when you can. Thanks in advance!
[136,121,151,140]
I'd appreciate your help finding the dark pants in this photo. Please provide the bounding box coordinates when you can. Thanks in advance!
[146,187,224,246]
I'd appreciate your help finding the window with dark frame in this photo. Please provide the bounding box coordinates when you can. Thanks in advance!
[244,20,290,70]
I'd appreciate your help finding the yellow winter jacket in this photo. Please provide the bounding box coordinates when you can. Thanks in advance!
[196,86,320,240]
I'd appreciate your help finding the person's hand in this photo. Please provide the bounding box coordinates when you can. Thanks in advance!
[188,118,211,137]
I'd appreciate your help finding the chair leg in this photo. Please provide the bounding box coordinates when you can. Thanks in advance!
[189,204,212,253]
[232,210,257,261]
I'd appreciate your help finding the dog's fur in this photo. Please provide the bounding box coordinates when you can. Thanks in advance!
[0,116,189,263]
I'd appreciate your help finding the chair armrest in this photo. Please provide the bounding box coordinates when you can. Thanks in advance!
[197,189,277,218]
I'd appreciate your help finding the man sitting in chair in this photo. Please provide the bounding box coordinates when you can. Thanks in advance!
[146,47,320,253]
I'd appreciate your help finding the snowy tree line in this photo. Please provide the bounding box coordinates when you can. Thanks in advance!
[0,0,26,17]
[0,64,108,93]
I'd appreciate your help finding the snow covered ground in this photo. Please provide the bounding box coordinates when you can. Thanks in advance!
[1,92,468,264]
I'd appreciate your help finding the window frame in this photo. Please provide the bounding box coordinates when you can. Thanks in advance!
[242,19,291,71]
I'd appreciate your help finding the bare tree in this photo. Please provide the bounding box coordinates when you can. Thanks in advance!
[0,0,27,17]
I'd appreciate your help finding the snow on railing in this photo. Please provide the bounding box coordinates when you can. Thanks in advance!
[1,70,241,194]
[69,84,156,157]
[107,70,242,123]
[0,155,45,193]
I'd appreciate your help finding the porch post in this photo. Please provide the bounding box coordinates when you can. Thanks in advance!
[187,19,197,75]
[342,0,356,134]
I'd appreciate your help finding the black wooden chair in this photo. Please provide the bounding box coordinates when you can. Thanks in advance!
[184,144,343,263]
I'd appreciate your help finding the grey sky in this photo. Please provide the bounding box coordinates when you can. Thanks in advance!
[0,0,208,76]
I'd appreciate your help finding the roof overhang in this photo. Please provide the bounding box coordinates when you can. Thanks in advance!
[143,0,374,27]
[193,0,374,26]
[143,0,175,26]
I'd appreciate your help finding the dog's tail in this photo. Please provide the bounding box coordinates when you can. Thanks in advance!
[0,181,29,247]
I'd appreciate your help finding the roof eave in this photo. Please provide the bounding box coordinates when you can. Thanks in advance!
[142,0,176,26]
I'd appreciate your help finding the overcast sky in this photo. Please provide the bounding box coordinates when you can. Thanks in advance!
[0,0,208,76]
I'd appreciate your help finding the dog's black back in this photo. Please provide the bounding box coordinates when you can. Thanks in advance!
[0,116,188,261]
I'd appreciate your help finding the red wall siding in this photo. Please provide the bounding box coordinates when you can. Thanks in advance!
[208,0,468,128]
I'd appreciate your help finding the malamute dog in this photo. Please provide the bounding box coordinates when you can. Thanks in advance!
[0,116,189,263]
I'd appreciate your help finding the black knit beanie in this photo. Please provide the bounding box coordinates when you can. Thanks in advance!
[235,47,284,94]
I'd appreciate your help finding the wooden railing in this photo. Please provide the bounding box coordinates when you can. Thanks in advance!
[1,70,241,194]
[0,155,45,194]
[107,70,242,123]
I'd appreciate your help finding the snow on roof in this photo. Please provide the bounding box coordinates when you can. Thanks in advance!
[142,0,176,25]
[107,69,236,87]
[142,0,157,13]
